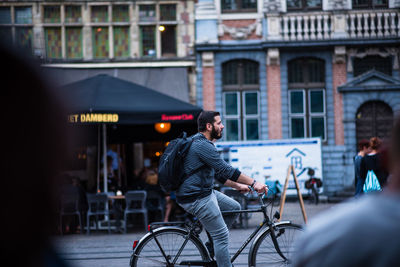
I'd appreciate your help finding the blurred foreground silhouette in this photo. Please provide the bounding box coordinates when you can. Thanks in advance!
[1,42,71,267]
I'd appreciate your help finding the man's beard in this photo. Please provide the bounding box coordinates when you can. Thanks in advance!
[211,125,222,140]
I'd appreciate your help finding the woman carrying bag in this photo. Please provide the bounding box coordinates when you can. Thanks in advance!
[360,137,389,193]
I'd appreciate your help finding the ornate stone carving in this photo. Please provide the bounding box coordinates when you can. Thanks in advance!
[267,48,280,66]
[347,47,399,72]
[263,0,282,13]
[333,46,346,64]
[202,52,214,67]
[330,0,347,9]
[218,19,262,40]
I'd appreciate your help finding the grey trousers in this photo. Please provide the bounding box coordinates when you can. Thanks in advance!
[180,190,241,267]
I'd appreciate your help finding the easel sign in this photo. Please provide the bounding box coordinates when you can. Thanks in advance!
[279,165,308,224]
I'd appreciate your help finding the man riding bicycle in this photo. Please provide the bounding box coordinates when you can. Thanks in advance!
[176,110,268,267]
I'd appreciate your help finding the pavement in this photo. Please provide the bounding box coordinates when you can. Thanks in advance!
[52,198,349,267]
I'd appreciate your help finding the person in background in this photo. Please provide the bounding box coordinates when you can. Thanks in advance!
[163,192,175,222]
[106,155,118,192]
[1,41,70,266]
[354,139,370,197]
[71,176,88,219]
[107,144,122,182]
[360,137,389,189]
[292,116,400,267]
[59,174,80,234]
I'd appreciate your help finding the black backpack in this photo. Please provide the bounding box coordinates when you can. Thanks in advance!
[158,132,201,193]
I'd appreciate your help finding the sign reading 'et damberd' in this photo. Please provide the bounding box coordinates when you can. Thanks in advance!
[69,113,119,123]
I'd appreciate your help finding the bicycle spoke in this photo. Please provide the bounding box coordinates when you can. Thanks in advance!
[252,224,303,267]
[131,229,208,267]
[132,253,168,265]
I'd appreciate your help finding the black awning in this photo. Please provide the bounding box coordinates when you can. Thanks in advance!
[61,74,202,125]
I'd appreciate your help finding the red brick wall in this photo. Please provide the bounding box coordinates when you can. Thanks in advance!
[332,63,345,145]
[220,20,260,41]
[267,64,282,139]
[202,67,215,110]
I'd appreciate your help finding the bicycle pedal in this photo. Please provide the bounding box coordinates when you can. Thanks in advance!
[274,211,280,220]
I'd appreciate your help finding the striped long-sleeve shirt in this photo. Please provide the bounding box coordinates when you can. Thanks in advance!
[176,132,241,204]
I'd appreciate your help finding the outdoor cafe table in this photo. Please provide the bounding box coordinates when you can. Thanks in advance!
[108,195,125,200]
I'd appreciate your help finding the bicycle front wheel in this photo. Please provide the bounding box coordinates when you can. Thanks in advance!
[249,223,303,267]
[130,228,209,267]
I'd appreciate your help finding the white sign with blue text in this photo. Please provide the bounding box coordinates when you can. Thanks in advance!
[215,138,323,195]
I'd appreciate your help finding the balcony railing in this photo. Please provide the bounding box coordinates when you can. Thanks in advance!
[275,10,399,41]
[347,11,399,38]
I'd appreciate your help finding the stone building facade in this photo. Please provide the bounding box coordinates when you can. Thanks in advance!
[195,0,400,194]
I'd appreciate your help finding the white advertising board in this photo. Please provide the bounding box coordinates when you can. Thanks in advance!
[215,138,323,195]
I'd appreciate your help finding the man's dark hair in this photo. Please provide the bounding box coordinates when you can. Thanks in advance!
[358,139,369,151]
[197,111,220,132]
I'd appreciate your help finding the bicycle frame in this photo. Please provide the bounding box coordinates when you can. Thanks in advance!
[222,208,290,263]
[137,195,292,266]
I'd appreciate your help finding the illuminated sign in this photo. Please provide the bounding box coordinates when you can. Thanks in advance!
[161,114,194,121]
[69,113,119,123]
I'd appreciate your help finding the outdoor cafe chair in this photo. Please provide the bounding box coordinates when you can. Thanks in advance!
[124,190,148,233]
[59,193,83,235]
[86,193,112,235]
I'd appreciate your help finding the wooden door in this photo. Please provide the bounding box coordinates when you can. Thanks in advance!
[356,101,393,147]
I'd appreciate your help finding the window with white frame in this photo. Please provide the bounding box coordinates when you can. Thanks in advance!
[222,59,260,141]
[288,58,326,141]
[138,3,177,58]
[0,6,33,52]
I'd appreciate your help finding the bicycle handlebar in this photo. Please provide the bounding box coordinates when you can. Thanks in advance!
[247,185,269,207]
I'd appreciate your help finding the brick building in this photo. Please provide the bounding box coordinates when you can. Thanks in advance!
[195,0,400,194]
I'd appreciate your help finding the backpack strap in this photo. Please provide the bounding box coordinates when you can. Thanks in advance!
[181,134,207,189]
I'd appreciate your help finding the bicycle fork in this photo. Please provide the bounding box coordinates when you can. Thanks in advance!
[268,221,289,263]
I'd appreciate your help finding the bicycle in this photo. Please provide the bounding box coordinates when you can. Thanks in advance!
[303,168,322,205]
[130,190,303,267]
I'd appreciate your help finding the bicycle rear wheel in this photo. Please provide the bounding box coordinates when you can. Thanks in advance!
[130,228,209,267]
[249,223,303,267]
[311,187,319,205]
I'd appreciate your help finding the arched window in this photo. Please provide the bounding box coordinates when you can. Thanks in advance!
[222,59,260,141]
[353,55,392,77]
[288,57,326,140]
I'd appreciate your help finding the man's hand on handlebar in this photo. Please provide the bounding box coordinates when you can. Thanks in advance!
[252,181,268,194]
